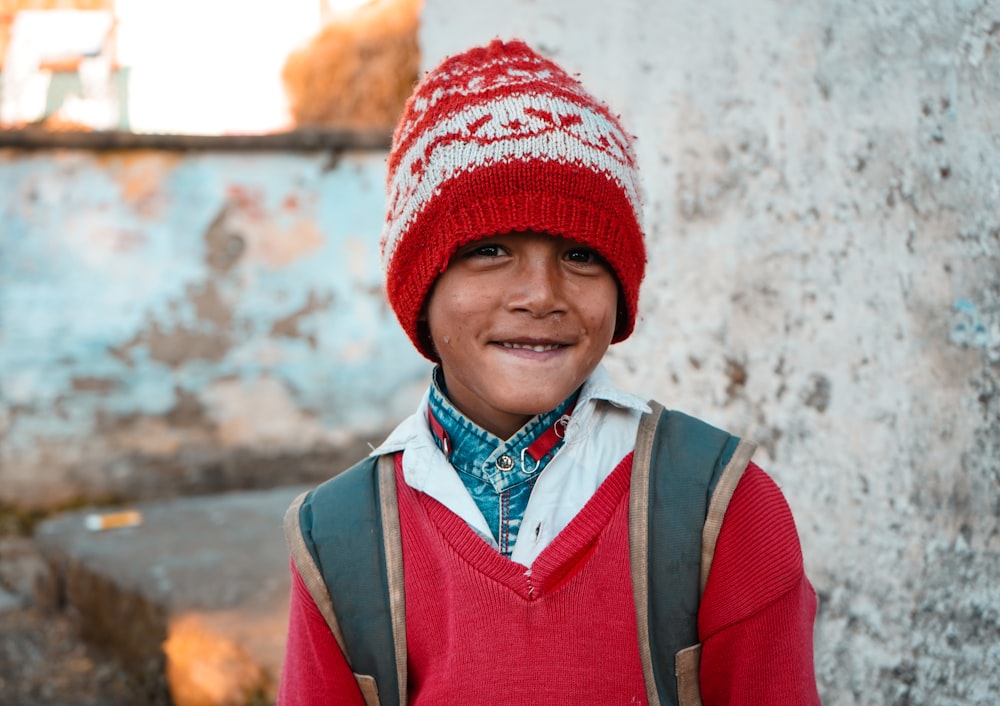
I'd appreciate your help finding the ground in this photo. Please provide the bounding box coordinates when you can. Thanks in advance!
[0,534,157,706]
[0,602,140,706]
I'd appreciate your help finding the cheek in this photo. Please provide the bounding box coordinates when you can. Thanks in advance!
[581,284,620,340]
[426,290,475,346]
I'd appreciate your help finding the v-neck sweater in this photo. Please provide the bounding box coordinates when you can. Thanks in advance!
[278,458,820,705]
[400,451,646,704]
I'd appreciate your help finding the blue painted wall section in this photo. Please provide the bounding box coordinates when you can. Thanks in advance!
[0,149,428,507]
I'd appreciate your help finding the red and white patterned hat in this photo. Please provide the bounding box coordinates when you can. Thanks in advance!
[381,39,646,360]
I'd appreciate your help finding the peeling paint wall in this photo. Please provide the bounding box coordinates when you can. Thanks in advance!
[0,149,427,507]
[418,1,1000,704]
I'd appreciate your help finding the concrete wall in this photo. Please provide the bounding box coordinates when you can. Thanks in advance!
[1,148,427,507]
[420,1,999,704]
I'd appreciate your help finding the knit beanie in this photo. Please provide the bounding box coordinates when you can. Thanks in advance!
[381,39,646,360]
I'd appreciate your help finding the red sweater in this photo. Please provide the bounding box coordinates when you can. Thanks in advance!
[279,457,820,705]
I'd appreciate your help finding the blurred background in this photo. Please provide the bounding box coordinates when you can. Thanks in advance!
[1,0,998,704]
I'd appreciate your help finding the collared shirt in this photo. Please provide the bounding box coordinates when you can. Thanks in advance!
[427,367,576,557]
[370,364,651,567]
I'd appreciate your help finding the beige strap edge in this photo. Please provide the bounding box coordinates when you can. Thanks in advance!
[356,674,380,706]
[629,400,665,706]
[699,437,757,594]
[283,491,351,664]
[377,455,408,706]
[674,644,703,706]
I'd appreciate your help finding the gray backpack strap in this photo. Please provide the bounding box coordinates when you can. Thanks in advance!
[674,436,756,706]
[287,454,407,706]
[285,490,348,653]
[700,436,756,593]
[285,492,382,705]
[630,402,756,706]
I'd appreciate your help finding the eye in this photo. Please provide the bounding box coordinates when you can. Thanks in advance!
[461,243,508,259]
[564,247,603,265]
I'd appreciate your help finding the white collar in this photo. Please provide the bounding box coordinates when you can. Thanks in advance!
[370,363,650,457]
[368,363,650,565]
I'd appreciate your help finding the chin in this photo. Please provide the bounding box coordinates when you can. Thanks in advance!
[504,394,568,417]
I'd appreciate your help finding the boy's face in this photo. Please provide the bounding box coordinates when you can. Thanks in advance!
[424,231,618,439]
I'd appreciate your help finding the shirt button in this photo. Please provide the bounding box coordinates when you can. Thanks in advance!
[496,454,515,472]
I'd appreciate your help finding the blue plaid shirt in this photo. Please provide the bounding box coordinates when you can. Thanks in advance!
[428,367,577,557]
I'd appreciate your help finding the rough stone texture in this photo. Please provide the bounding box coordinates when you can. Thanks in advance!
[34,486,305,706]
[421,1,1000,704]
[0,149,426,509]
[0,598,141,706]
[0,535,56,609]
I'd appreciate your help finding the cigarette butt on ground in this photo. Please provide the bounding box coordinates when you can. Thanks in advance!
[84,510,143,532]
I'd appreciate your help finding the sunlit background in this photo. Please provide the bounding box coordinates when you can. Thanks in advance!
[0,0,408,134]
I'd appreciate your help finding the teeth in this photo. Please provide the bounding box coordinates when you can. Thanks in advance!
[501,342,561,352]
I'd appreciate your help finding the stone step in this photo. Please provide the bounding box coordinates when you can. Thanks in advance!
[35,485,309,706]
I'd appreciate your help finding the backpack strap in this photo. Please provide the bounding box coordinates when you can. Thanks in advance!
[629,403,663,704]
[284,454,406,706]
[630,401,756,706]
[700,432,756,594]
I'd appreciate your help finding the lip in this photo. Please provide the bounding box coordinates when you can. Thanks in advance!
[490,338,571,359]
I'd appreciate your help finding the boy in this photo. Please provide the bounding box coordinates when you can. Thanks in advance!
[279,39,820,705]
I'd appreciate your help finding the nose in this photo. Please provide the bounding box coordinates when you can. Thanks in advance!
[506,254,567,317]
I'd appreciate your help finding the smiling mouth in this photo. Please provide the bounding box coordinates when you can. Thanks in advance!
[498,342,566,352]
